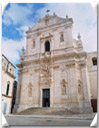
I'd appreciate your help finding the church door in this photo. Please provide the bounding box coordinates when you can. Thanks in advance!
[42,89,50,107]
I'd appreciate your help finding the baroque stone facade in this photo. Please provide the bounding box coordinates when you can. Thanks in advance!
[14,13,95,113]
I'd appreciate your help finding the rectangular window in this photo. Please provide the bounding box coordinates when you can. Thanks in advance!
[6,84,9,95]
[92,58,97,66]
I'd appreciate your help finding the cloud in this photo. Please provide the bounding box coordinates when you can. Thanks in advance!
[2,3,34,26]
[2,3,97,65]
[16,26,28,38]
[2,37,26,63]
[82,24,97,52]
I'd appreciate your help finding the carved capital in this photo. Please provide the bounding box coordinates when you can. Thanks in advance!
[79,62,86,67]
[66,62,75,67]
[27,35,31,39]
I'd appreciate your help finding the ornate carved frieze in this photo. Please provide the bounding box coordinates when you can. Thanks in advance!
[40,33,53,43]
[41,52,51,58]
[39,58,52,86]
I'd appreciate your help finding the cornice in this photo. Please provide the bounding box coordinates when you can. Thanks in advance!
[5,70,16,79]
[26,21,72,37]
[22,48,86,58]
[17,50,87,68]
[2,94,12,98]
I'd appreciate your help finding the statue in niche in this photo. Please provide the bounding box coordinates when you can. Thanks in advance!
[32,40,35,48]
[61,79,67,95]
[62,84,66,95]
[77,80,84,101]
[77,80,82,94]
[60,33,64,42]
[78,84,81,94]
[28,83,33,97]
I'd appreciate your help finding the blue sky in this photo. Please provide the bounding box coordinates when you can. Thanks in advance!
[2,3,97,80]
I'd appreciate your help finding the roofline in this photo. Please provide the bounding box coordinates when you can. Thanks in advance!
[26,15,73,34]
[2,54,16,69]
[87,51,97,54]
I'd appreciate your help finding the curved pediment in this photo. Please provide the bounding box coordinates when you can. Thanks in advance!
[26,14,73,34]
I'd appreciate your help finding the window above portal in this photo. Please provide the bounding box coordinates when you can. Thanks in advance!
[45,40,50,52]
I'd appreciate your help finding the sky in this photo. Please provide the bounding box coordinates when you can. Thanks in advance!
[2,3,97,80]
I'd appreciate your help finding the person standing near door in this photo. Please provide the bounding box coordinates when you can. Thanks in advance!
[46,101,48,107]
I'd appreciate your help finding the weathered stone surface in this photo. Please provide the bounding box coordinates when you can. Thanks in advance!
[14,13,96,114]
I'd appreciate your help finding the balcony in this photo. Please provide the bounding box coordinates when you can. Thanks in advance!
[41,52,51,58]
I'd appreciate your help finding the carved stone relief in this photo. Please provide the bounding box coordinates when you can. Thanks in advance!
[39,59,52,86]
[29,69,33,83]
[28,82,33,97]
[77,79,84,101]
[61,79,67,95]
[61,64,66,77]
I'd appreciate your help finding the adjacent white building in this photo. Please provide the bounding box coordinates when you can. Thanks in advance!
[2,54,16,114]
[87,52,97,112]
[14,13,97,113]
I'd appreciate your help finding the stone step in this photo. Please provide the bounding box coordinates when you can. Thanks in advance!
[15,107,77,115]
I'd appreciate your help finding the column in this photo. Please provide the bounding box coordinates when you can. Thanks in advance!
[81,65,93,113]
[13,69,22,112]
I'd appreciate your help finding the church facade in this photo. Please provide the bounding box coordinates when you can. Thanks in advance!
[14,13,96,113]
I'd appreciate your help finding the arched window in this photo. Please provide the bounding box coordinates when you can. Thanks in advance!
[6,82,10,95]
[45,41,50,52]
[92,57,97,65]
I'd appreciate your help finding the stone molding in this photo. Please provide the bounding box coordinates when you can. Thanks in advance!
[5,70,16,79]
[17,51,86,68]
[26,20,73,36]
[2,94,12,98]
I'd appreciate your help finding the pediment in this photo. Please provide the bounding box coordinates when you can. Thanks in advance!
[26,14,73,33]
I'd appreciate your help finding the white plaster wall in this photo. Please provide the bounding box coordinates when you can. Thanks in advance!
[2,55,15,114]
[2,97,12,114]
[87,52,97,99]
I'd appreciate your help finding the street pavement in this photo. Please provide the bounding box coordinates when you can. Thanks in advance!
[4,114,94,126]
